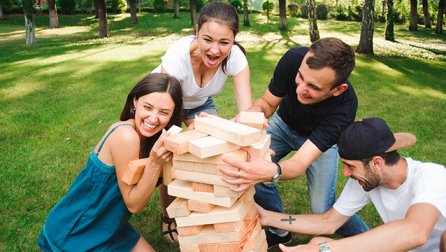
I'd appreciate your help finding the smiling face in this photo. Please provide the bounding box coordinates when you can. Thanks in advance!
[133,92,175,138]
[196,21,234,68]
[295,52,343,105]
[341,158,381,192]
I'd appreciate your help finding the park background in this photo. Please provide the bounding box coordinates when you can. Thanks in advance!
[1,0,445,250]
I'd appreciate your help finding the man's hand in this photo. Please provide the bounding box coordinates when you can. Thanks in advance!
[220,146,277,191]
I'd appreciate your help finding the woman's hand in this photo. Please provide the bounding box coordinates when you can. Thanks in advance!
[147,129,173,167]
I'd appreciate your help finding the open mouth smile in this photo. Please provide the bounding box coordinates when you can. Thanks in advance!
[143,120,157,130]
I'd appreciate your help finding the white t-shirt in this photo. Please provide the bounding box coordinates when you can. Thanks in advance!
[152,35,248,109]
[334,158,446,252]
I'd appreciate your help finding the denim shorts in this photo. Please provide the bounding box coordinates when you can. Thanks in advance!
[183,97,218,120]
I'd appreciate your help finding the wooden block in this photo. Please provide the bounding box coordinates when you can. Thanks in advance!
[251,134,271,158]
[165,130,209,154]
[214,220,245,233]
[122,158,148,185]
[189,136,241,159]
[175,199,246,227]
[242,186,256,202]
[167,124,183,135]
[263,149,272,162]
[188,199,215,214]
[168,179,239,207]
[214,185,244,198]
[178,221,246,245]
[163,160,173,186]
[180,244,200,252]
[198,243,220,252]
[173,160,196,171]
[177,225,204,236]
[243,201,257,222]
[219,241,250,252]
[194,162,219,175]
[192,182,214,193]
[195,116,261,146]
[171,168,238,188]
[251,233,267,252]
[248,223,263,249]
[174,149,247,166]
[166,197,191,218]
[239,112,264,130]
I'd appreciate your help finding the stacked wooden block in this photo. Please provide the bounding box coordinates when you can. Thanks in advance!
[165,113,270,252]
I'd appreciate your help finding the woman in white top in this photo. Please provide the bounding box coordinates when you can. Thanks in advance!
[153,1,253,127]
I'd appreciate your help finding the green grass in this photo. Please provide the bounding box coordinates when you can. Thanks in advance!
[1,12,445,251]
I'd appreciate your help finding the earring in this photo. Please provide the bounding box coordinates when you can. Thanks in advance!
[134,108,136,111]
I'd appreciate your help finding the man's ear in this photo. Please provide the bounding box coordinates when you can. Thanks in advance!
[371,156,384,173]
[332,83,348,97]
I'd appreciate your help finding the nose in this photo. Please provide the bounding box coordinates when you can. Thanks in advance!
[148,111,158,123]
[209,43,219,54]
[295,81,306,95]
[343,165,351,177]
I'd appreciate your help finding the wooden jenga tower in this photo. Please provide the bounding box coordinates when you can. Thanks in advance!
[122,112,270,252]
[164,114,270,252]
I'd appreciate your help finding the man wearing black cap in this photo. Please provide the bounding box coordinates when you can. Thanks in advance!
[254,118,446,252]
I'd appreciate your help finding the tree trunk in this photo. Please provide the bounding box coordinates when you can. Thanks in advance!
[97,0,108,38]
[422,0,431,28]
[243,0,250,26]
[94,0,99,18]
[0,2,4,20]
[385,0,394,41]
[382,0,385,16]
[356,0,374,54]
[308,0,319,42]
[227,0,230,4]
[267,0,270,22]
[23,0,37,44]
[174,0,179,18]
[278,0,287,30]
[409,0,417,31]
[190,0,197,25]
[48,0,59,28]
[436,0,444,34]
[129,0,138,24]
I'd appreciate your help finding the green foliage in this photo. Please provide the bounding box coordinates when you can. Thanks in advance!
[196,0,204,12]
[231,0,243,11]
[335,5,347,20]
[288,3,299,17]
[346,5,362,21]
[252,0,262,10]
[59,0,77,14]
[261,0,274,12]
[152,0,167,12]
[111,0,127,13]
[300,3,308,19]
[79,0,95,9]
[1,0,14,11]
[316,4,328,20]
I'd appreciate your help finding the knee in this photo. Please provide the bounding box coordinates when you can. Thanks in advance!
[441,230,446,252]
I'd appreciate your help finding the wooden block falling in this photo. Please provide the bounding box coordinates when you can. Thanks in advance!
[189,136,241,159]
[168,179,239,207]
[195,116,261,146]
[165,130,209,154]
[174,149,248,166]
[171,168,238,188]
[175,199,246,227]
[122,158,148,185]
[177,225,205,237]
[166,197,191,218]
[251,134,271,158]
[198,243,221,252]
[239,112,264,130]
[188,199,215,214]
[178,221,246,245]
[214,220,245,233]
[179,244,200,252]
[192,182,214,193]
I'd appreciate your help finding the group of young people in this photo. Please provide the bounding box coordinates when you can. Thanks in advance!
[38,1,446,252]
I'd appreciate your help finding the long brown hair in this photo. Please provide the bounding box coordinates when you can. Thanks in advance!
[120,73,183,158]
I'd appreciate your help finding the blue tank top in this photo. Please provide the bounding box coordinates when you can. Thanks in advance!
[38,124,141,252]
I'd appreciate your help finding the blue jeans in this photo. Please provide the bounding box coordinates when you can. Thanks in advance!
[183,97,218,120]
[254,113,370,237]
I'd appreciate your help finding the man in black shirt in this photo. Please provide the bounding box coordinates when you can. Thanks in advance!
[221,37,370,248]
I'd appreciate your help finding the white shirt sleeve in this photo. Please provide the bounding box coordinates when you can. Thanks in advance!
[333,178,371,217]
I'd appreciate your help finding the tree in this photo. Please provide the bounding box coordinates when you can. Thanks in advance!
[48,0,59,28]
[129,0,138,24]
[356,0,374,54]
[94,0,98,18]
[409,0,417,31]
[97,0,108,38]
[0,2,3,20]
[422,0,431,28]
[173,0,179,18]
[243,0,250,26]
[307,0,319,42]
[190,0,197,25]
[436,0,444,34]
[23,0,37,44]
[278,0,287,30]
[385,0,394,41]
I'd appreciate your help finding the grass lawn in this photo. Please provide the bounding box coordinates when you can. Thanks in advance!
[1,12,445,251]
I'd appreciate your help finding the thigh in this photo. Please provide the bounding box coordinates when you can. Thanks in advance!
[131,237,155,252]
[266,114,294,162]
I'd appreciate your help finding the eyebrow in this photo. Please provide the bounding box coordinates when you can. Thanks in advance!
[143,102,173,112]
[203,34,232,41]
[297,70,322,91]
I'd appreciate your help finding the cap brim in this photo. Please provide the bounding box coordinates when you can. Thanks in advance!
[386,133,417,153]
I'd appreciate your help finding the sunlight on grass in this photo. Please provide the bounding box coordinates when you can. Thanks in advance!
[394,85,446,100]
[0,81,45,101]
[355,58,405,78]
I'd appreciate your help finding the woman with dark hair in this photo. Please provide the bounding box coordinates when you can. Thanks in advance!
[38,73,183,252]
[152,1,253,128]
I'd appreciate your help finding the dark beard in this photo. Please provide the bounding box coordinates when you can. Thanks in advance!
[362,163,380,192]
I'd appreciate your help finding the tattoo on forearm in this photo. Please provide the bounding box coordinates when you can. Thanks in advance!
[281,216,296,225]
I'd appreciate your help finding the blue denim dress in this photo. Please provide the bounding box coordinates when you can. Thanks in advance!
[38,124,141,252]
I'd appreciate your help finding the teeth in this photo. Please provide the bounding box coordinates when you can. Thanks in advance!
[143,121,156,129]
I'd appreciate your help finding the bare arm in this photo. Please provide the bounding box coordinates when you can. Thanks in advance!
[280,203,441,252]
[231,65,253,112]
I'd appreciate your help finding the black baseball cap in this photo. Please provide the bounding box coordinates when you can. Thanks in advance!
[338,118,417,160]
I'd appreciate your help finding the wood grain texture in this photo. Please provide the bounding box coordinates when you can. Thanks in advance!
[239,112,264,130]
[174,149,247,166]
[122,158,148,185]
[188,199,215,214]
[179,244,200,252]
[192,182,214,193]
[195,116,261,146]
[163,160,173,186]
[189,136,241,158]
[164,130,209,154]
[171,168,238,188]
[251,134,271,158]
[166,197,191,218]
[177,224,205,236]
[178,222,246,245]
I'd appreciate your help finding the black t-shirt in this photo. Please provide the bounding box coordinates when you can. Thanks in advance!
[268,47,358,152]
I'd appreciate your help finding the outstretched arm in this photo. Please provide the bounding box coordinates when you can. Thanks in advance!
[232,65,253,113]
